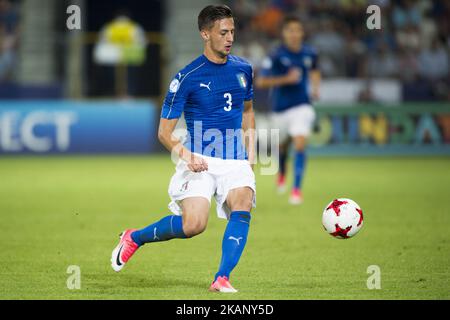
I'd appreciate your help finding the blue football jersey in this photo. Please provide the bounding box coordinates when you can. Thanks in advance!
[161,54,253,160]
[260,44,318,112]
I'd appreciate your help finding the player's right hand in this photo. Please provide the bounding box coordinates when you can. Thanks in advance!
[185,153,208,172]
[284,68,301,85]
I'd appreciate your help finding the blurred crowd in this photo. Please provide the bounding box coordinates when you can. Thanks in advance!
[230,0,450,101]
[1,0,449,101]
[0,0,18,83]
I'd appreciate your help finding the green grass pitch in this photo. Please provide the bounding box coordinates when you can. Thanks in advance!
[0,155,449,300]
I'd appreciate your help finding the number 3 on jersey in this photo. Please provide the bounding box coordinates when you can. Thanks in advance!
[224,93,232,112]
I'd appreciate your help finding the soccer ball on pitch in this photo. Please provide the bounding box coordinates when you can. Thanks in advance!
[322,198,364,239]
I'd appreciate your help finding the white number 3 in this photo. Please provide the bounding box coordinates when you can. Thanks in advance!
[224,93,232,112]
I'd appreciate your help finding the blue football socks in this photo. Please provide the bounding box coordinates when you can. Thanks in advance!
[131,215,187,246]
[215,211,251,280]
[293,151,306,189]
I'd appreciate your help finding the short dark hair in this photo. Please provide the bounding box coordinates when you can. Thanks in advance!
[281,15,303,29]
[198,5,234,31]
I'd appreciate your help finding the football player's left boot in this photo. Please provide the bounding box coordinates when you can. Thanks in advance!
[209,276,238,293]
[289,188,303,205]
[111,229,139,272]
[277,174,287,194]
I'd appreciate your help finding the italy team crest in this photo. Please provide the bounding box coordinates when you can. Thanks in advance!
[236,73,247,89]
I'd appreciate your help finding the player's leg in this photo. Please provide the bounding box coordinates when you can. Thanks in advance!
[131,196,209,244]
[288,105,316,205]
[111,213,188,273]
[277,137,291,193]
[272,110,291,193]
[133,165,214,244]
[180,197,210,237]
[290,134,307,204]
[211,187,253,293]
[111,197,210,272]
[111,163,215,272]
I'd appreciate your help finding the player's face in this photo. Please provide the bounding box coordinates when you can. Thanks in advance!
[204,18,235,58]
[282,21,304,49]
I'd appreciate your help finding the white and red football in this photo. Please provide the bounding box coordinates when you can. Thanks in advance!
[322,198,364,239]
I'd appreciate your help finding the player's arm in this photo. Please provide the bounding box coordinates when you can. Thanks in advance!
[310,51,321,100]
[310,69,321,101]
[255,55,300,89]
[160,71,208,172]
[158,118,208,172]
[242,100,256,168]
[255,68,301,89]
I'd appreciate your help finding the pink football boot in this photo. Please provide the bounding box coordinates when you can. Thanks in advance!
[111,229,139,272]
[209,276,238,293]
[289,188,303,205]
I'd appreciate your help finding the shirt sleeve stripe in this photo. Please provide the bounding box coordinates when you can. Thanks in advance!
[165,62,206,119]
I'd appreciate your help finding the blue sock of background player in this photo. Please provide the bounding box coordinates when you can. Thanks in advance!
[293,151,306,190]
[131,215,187,246]
[215,211,251,280]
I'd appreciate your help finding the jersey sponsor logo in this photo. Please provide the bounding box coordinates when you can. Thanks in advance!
[200,82,211,91]
[169,78,180,93]
[228,236,243,245]
[153,227,159,241]
[236,73,247,89]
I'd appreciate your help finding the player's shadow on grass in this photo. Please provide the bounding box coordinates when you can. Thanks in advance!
[87,273,206,290]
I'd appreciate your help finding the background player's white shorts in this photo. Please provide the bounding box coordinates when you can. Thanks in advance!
[167,154,256,220]
[271,104,316,141]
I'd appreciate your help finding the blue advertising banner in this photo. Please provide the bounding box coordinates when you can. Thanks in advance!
[0,101,157,154]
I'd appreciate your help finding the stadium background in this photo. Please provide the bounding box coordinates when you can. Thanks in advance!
[0,0,449,299]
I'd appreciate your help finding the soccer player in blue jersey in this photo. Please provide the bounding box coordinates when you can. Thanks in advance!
[111,5,256,293]
[256,16,321,205]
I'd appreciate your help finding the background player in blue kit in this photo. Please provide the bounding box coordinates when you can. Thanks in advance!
[110,5,256,293]
[256,16,321,205]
